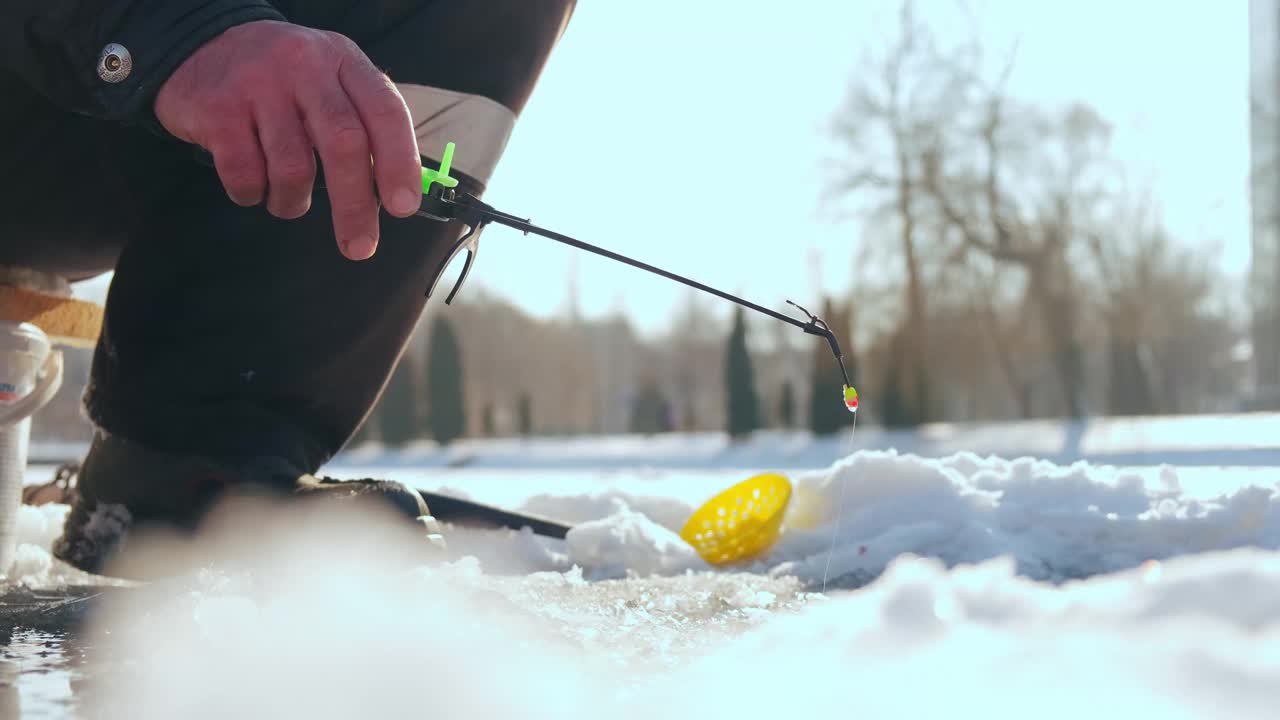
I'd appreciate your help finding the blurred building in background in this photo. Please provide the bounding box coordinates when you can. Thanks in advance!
[1251,0,1280,399]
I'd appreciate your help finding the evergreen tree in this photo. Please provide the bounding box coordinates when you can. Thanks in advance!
[724,306,761,439]
[1107,335,1155,416]
[879,355,913,428]
[630,380,669,435]
[879,327,924,428]
[379,355,420,447]
[425,316,467,445]
[809,359,851,435]
[912,360,932,425]
[778,380,796,429]
[517,393,534,436]
[481,403,496,436]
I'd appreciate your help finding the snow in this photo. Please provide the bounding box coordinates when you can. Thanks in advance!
[8,417,1280,718]
[304,451,1280,589]
[15,501,66,553]
[564,509,705,577]
[40,505,1280,719]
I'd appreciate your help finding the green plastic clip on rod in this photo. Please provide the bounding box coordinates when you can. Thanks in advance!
[422,141,460,195]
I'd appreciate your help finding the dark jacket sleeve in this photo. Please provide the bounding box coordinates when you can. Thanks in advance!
[0,1,286,128]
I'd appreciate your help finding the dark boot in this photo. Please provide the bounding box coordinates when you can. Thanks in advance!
[49,431,445,578]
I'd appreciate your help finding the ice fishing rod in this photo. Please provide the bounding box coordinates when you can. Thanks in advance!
[417,142,859,412]
[191,139,857,410]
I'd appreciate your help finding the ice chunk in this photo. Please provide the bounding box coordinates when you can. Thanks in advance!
[566,509,707,578]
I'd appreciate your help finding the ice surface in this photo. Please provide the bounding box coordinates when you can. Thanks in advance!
[322,411,1280,471]
[60,520,1280,719]
[9,445,1280,718]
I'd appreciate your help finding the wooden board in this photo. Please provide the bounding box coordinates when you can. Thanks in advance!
[0,286,102,348]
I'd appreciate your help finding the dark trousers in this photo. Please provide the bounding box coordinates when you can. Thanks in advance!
[0,0,575,474]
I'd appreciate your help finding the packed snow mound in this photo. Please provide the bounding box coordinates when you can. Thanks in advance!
[764,450,1280,588]
[565,509,705,577]
[4,502,87,586]
[453,450,1280,588]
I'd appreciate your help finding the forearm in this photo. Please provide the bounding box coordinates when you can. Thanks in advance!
[0,0,285,126]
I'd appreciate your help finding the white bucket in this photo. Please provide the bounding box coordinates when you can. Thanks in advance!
[0,322,63,579]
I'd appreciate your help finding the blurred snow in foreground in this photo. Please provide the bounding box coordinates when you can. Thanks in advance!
[7,447,1280,718]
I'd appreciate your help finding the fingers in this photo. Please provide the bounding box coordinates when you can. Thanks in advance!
[339,54,422,218]
[207,116,267,207]
[183,27,422,261]
[297,74,379,261]
[255,98,316,220]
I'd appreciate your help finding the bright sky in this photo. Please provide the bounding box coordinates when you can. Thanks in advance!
[473,0,1252,335]
[72,2,1253,337]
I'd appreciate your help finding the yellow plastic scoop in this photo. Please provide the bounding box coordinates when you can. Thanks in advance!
[680,473,792,565]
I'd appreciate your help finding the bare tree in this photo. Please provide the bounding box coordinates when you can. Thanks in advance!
[920,85,1113,418]
[1086,195,1238,415]
[965,256,1034,418]
[828,0,970,424]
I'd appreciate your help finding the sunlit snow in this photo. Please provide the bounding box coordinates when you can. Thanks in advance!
[5,435,1280,718]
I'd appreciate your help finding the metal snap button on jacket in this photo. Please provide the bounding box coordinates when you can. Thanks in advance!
[97,43,132,83]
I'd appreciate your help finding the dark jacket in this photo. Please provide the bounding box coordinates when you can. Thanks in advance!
[1,1,285,129]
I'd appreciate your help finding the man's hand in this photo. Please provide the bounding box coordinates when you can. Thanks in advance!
[154,20,422,261]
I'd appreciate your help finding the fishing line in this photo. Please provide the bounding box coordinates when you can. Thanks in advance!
[821,412,858,594]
